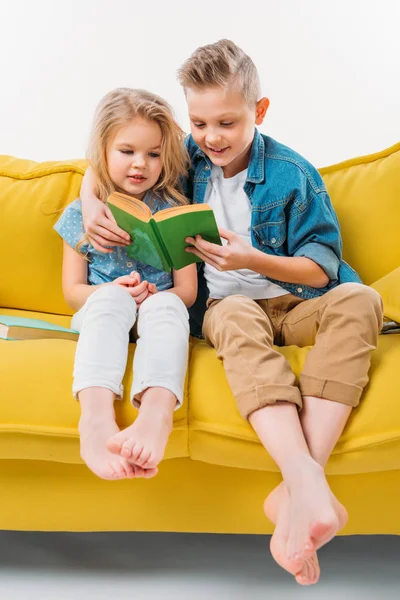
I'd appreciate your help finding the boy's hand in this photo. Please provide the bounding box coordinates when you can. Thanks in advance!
[185,227,256,271]
[83,199,131,253]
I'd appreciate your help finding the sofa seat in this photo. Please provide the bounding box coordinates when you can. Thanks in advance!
[189,336,400,475]
[2,308,399,477]
[0,308,189,463]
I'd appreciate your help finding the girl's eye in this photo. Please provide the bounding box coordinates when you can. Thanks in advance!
[149,153,160,158]
[221,122,234,127]
[193,123,205,128]
[121,150,133,155]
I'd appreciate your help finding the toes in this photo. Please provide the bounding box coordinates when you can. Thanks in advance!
[121,459,136,479]
[143,467,158,478]
[132,464,145,477]
[136,449,152,468]
[130,443,144,463]
[120,439,136,459]
[106,435,124,455]
[110,461,127,480]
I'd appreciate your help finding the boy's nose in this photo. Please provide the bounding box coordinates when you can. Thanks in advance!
[205,131,221,146]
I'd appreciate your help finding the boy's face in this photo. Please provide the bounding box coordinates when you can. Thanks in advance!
[186,85,268,178]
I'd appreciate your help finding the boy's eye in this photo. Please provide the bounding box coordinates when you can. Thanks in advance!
[221,122,234,127]
[149,152,160,158]
[193,122,205,128]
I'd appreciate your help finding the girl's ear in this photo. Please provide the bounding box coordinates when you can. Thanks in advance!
[255,97,270,125]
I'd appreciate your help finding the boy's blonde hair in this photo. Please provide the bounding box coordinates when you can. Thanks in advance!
[177,39,261,107]
[87,87,189,206]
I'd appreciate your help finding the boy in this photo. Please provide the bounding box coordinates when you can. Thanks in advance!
[79,40,383,585]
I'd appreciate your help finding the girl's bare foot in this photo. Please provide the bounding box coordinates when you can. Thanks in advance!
[79,415,142,480]
[107,387,176,469]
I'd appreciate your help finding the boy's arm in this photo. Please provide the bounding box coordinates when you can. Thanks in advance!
[80,166,130,252]
[166,264,198,308]
[186,191,341,289]
[185,231,329,288]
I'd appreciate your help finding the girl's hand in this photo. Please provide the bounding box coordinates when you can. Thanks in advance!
[185,227,256,271]
[147,283,158,296]
[111,272,141,288]
[83,199,131,253]
[110,273,151,306]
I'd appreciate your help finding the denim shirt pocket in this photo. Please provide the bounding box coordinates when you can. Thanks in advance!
[253,219,287,254]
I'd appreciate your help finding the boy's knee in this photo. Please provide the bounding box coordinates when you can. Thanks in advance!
[212,294,254,319]
[331,283,383,330]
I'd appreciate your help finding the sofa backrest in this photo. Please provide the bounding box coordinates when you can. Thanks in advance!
[1,143,399,316]
[0,157,86,315]
[320,142,400,286]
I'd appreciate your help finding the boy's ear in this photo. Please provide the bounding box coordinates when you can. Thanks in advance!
[255,97,270,125]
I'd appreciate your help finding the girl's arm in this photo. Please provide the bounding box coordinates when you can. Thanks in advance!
[62,241,99,311]
[62,241,153,312]
[165,264,198,308]
[81,167,130,252]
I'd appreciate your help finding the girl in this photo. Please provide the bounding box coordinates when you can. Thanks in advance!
[54,88,197,481]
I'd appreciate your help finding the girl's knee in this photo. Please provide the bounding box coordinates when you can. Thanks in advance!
[87,285,137,316]
[141,291,188,318]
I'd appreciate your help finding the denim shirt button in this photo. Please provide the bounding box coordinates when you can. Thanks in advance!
[271,237,277,244]
[204,166,210,171]
[297,287,303,293]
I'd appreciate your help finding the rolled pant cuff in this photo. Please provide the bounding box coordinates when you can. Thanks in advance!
[130,380,183,411]
[72,380,124,401]
[238,384,302,420]
[299,374,362,407]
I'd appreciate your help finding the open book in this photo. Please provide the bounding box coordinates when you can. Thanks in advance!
[0,315,79,341]
[107,192,221,272]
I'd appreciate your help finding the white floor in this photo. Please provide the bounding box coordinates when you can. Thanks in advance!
[0,532,399,599]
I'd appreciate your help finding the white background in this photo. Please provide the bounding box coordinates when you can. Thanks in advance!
[0,0,399,167]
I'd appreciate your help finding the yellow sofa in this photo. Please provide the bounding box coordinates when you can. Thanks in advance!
[0,144,399,534]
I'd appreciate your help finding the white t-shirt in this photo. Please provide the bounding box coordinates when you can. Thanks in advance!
[203,165,289,300]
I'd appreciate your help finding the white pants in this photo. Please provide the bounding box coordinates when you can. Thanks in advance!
[71,286,190,408]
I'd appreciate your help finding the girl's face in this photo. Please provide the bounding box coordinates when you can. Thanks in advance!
[106,117,163,200]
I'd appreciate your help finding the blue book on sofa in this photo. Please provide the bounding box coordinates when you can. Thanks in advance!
[0,315,78,341]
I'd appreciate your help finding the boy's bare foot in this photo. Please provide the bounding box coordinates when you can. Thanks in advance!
[264,486,320,585]
[265,482,348,549]
[107,387,176,469]
[268,456,344,576]
[79,415,158,480]
[284,458,341,563]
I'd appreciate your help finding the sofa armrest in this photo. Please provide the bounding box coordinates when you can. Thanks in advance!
[370,267,400,322]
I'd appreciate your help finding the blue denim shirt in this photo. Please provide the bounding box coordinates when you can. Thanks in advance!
[184,129,361,336]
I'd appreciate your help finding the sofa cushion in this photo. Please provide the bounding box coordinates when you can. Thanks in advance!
[0,308,189,463]
[321,142,400,285]
[0,157,86,315]
[188,334,400,475]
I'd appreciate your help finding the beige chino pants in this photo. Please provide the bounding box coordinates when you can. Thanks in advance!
[202,283,383,419]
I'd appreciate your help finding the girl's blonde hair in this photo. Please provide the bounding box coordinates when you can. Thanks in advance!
[87,87,189,206]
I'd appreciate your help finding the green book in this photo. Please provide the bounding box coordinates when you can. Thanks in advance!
[107,192,222,272]
[0,315,78,341]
